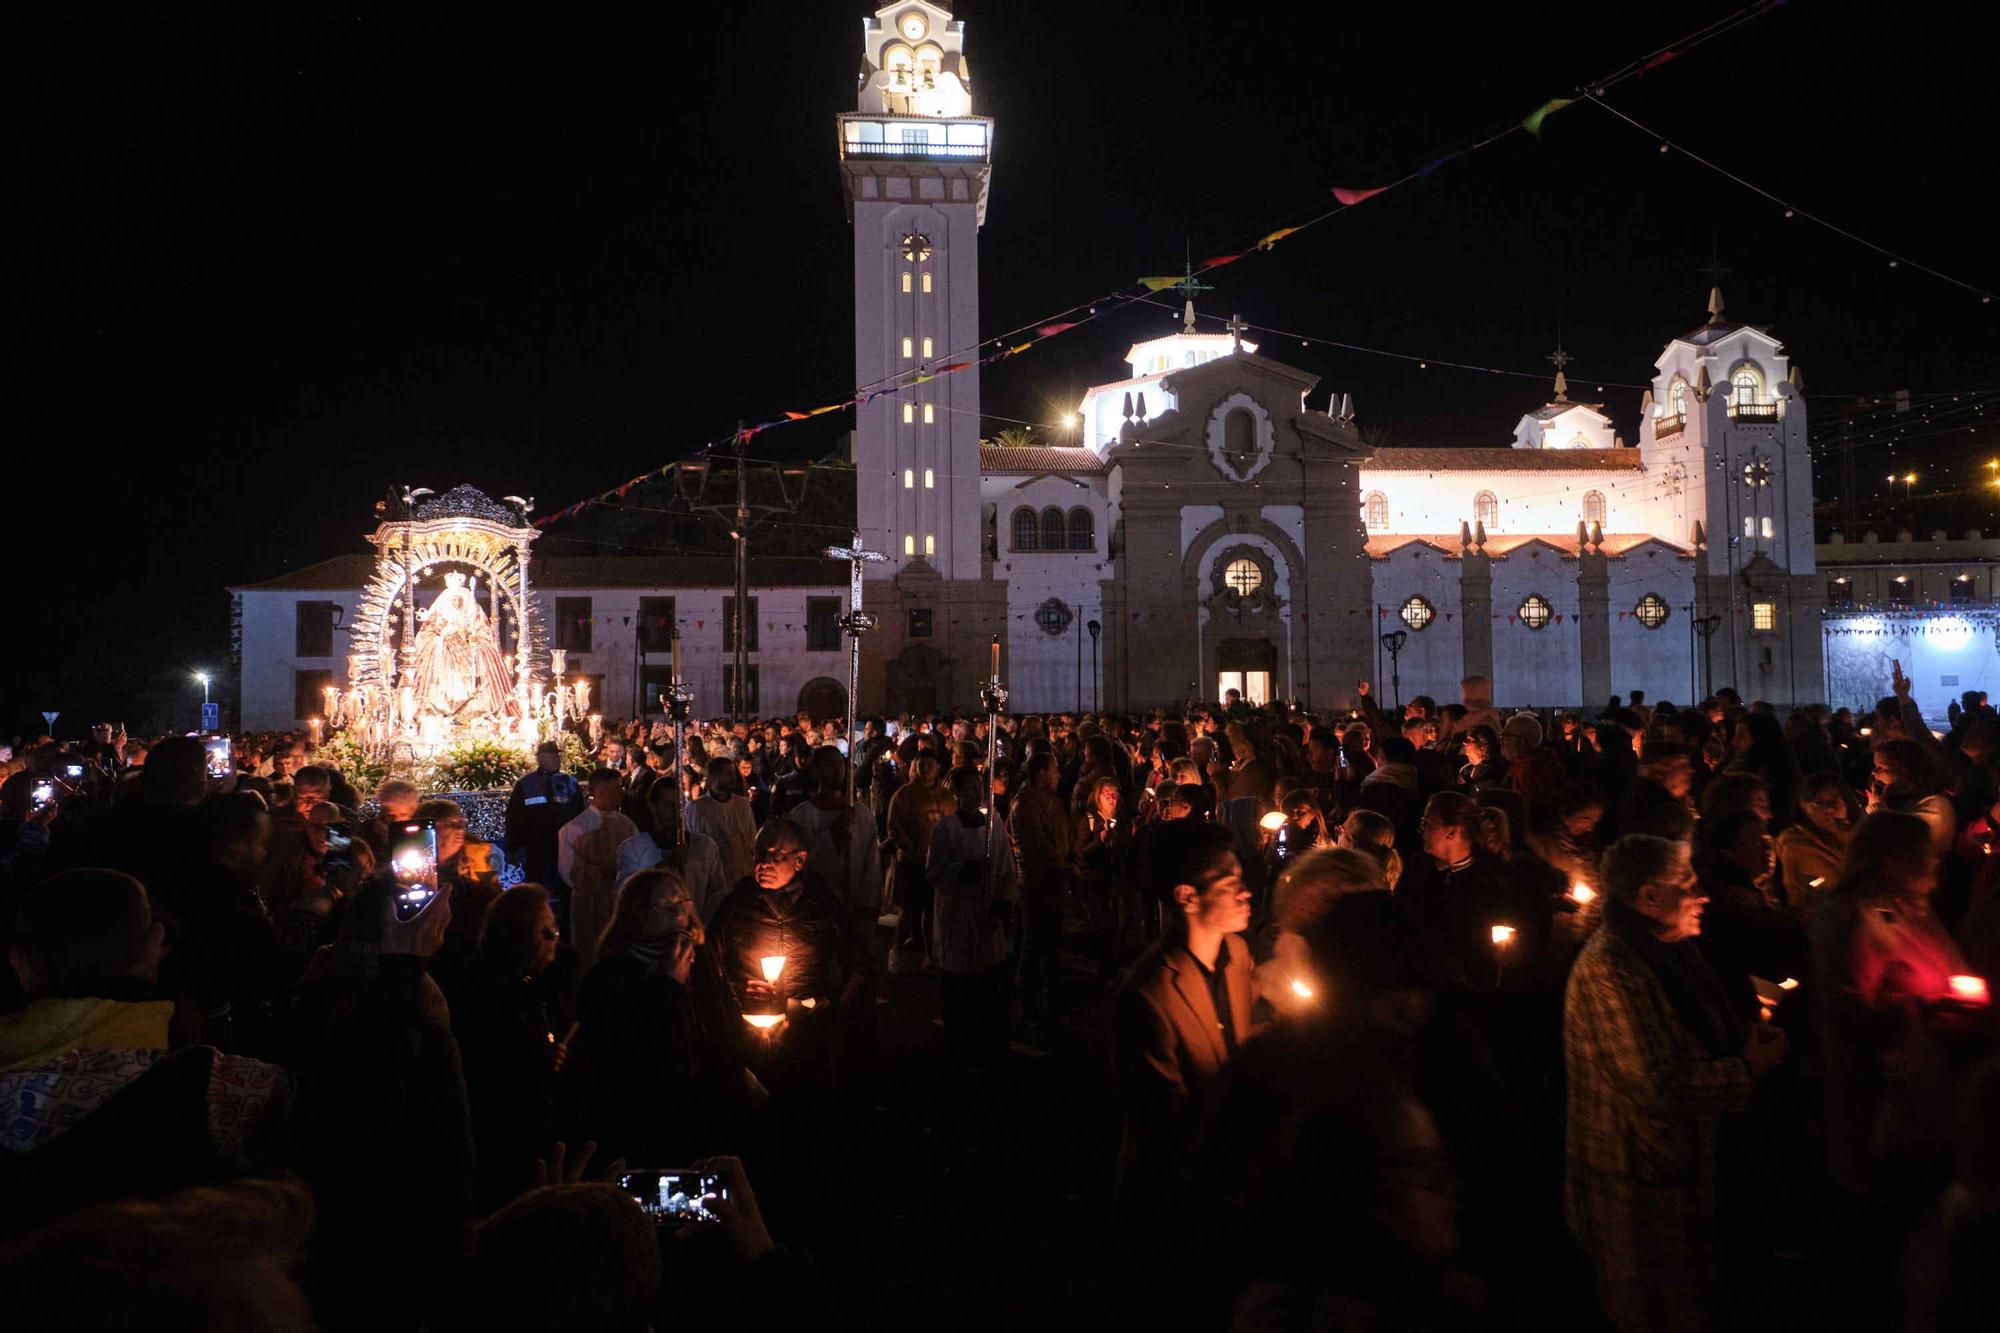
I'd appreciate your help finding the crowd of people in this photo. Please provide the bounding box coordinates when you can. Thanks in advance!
[1,664,1997,1329]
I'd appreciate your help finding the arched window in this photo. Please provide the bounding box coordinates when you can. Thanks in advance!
[1223,408,1256,458]
[1474,491,1499,529]
[1010,507,1039,551]
[1582,491,1607,526]
[1041,507,1066,550]
[1731,364,1764,407]
[1669,376,1689,417]
[1067,507,1095,551]
[1364,491,1389,530]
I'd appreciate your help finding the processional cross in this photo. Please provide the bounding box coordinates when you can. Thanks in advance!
[823,532,887,811]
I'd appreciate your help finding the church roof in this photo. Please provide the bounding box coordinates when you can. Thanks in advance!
[1676,319,1774,347]
[1363,447,1641,472]
[980,445,1106,473]
[1526,401,1607,422]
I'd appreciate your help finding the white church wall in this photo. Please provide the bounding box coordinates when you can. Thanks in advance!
[529,585,848,722]
[1360,465,1668,540]
[1369,547,1463,704]
[238,589,365,730]
[1604,545,1699,706]
[1489,545,1582,709]
[1260,505,1305,554]
[997,472,1111,712]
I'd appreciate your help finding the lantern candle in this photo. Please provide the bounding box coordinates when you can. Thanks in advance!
[322,684,339,718]
[308,717,323,746]
[744,1013,783,1030]
[589,712,603,746]
[1259,810,1288,832]
[1948,974,1990,1006]
[551,648,567,678]
[989,635,1000,679]
[1289,978,1314,1000]
[1490,925,1517,947]
[1568,882,1596,905]
[760,955,786,984]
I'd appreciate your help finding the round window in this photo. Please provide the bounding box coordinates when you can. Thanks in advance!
[1224,558,1264,598]
[1518,595,1553,630]
[1634,594,1671,629]
[1035,599,1073,637]
[1399,596,1435,632]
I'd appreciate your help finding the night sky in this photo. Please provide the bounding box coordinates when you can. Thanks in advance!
[10,1,1996,735]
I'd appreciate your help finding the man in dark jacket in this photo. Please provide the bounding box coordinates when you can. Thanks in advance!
[707,817,872,1090]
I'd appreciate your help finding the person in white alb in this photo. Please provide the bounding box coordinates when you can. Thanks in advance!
[616,777,728,923]
[684,755,758,890]
[785,747,884,922]
[556,768,637,970]
[927,766,1019,1067]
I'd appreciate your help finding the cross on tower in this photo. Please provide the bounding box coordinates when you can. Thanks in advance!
[1699,246,1731,325]
[822,531,885,810]
[1226,313,1248,354]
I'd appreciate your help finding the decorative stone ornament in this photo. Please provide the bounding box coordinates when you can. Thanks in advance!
[1206,392,1275,483]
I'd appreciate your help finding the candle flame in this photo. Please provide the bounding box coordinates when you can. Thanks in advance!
[1568,883,1596,905]
[1779,977,1800,991]
[1949,974,1990,1005]
[760,955,786,983]
[1490,924,1517,946]
[1289,978,1314,1000]
[1259,810,1288,831]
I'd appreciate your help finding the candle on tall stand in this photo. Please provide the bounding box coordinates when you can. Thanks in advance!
[322,683,339,724]
[665,629,694,848]
[979,635,1009,872]
[588,713,603,748]
[308,717,323,747]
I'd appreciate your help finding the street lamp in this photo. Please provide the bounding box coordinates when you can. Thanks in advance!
[1378,630,1408,711]
[1086,619,1101,713]
[1692,613,1722,699]
[194,672,211,705]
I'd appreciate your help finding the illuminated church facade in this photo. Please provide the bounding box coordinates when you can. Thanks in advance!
[235,2,1870,728]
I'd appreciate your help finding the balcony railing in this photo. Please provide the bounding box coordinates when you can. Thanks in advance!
[1730,402,1779,422]
[839,115,991,162]
[1654,412,1686,439]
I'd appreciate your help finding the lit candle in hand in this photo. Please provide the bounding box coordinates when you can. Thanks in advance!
[760,955,786,984]
[1948,974,1990,1006]
[1568,883,1596,906]
[1490,924,1517,947]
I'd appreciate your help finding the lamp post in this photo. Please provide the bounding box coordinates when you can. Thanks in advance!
[1086,619,1101,713]
[1378,630,1408,712]
[1693,612,1723,699]
[194,672,211,706]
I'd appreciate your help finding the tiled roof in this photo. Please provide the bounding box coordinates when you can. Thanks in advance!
[980,445,1106,473]
[1366,533,1692,560]
[1363,447,1642,472]
[235,553,848,592]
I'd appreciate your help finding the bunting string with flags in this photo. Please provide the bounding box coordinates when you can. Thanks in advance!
[532,1,1794,530]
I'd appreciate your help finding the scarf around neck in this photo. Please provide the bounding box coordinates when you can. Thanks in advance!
[1604,895,1745,1058]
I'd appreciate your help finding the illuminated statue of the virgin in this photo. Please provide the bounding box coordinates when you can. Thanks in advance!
[402,572,518,723]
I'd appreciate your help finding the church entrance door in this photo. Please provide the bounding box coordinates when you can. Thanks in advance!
[1216,638,1278,705]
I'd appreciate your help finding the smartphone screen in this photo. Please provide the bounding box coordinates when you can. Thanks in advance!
[617,1170,725,1226]
[62,762,86,780]
[30,780,58,811]
[388,820,439,919]
[202,734,232,778]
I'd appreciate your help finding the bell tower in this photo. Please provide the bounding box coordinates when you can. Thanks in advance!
[838,3,992,582]
[1639,284,1820,705]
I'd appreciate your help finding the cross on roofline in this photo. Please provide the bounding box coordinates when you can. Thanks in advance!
[1226,313,1248,353]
